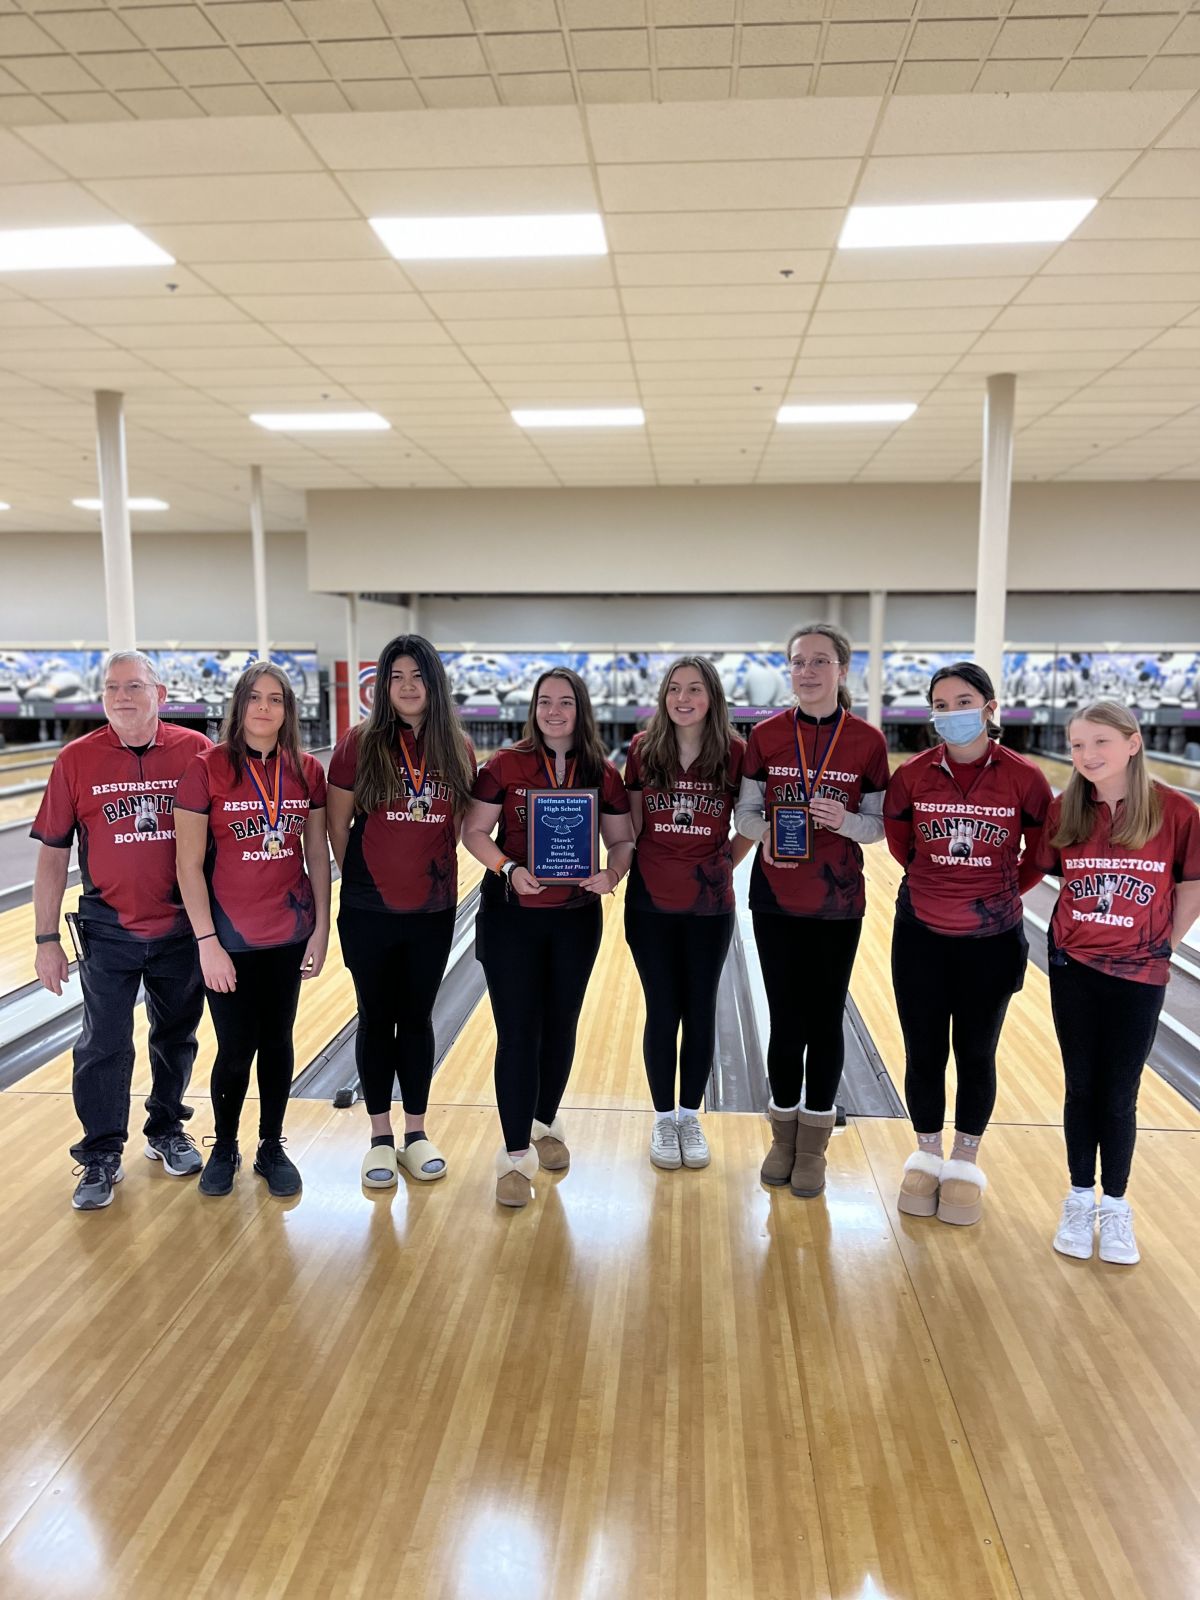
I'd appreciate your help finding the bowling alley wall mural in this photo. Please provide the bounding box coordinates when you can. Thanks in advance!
[0,648,322,720]
[336,648,1200,729]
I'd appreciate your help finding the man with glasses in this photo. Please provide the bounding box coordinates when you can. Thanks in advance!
[32,650,211,1209]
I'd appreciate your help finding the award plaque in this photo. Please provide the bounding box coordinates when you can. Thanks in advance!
[770,802,812,862]
[527,787,600,882]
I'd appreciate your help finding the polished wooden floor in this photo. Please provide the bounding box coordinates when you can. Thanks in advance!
[2,845,1199,1597]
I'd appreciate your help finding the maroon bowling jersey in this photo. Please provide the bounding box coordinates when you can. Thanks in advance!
[1035,784,1200,985]
[885,743,1053,937]
[328,726,475,915]
[175,745,327,952]
[745,709,890,920]
[624,732,745,915]
[473,745,630,912]
[31,720,210,940]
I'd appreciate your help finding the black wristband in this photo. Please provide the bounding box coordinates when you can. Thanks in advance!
[197,933,219,942]
[35,932,62,946]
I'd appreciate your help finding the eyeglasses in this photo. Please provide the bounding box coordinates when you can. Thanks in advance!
[789,657,835,671]
[103,681,152,694]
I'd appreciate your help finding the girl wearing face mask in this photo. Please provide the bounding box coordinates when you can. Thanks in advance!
[624,657,751,1171]
[735,623,890,1199]
[462,669,634,1209]
[1035,701,1200,1266]
[884,662,1052,1226]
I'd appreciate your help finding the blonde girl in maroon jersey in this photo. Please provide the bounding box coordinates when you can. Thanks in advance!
[735,622,889,1199]
[1036,700,1200,1266]
[624,656,751,1171]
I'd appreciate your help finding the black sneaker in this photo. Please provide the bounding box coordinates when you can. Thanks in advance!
[198,1139,241,1196]
[145,1131,203,1176]
[71,1154,123,1211]
[253,1137,302,1197]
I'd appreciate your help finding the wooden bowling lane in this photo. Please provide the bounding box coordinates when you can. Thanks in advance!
[431,886,651,1117]
[0,745,59,770]
[858,1115,1200,1600]
[855,841,1200,1134]
[0,886,83,999]
[0,787,44,827]
[8,847,484,1103]
[0,1091,338,1552]
[0,1103,1025,1600]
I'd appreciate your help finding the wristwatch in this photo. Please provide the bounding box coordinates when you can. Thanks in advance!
[499,859,517,881]
[35,932,62,945]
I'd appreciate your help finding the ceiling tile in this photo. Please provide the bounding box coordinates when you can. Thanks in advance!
[294,105,588,167]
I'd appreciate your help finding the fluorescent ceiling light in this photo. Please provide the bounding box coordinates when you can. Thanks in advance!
[370,213,607,261]
[73,497,169,511]
[513,408,645,428]
[0,502,9,511]
[777,404,916,425]
[251,412,390,432]
[839,199,1096,250]
[0,224,173,272]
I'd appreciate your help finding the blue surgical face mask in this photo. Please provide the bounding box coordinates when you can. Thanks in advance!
[932,707,986,745]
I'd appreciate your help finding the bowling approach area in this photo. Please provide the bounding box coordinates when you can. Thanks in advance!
[0,828,1198,1600]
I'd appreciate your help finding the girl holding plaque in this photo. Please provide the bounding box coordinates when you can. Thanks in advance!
[327,635,476,1189]
[462,668,634,1209]
[884,663,1052,1226]
[175,662,330,1198]
[735,623,890,1198]
[1034,701,1200,1265]
[624,657,751,1170]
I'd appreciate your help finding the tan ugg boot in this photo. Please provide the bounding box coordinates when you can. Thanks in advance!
[791,1105,837,1197]
[495,1147,539,1208]
[936,1159,987,1226]
[898,1150,943,1217]
[531,1116,570,1172]
[760,1102,798,1186]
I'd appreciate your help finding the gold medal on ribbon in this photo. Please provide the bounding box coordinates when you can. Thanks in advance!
[397,731,431,820]
[246,754,284,860]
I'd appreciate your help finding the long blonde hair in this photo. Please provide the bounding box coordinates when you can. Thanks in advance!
[787,621,853,712]
[637,655,736,791]
[1052,699,1163,850]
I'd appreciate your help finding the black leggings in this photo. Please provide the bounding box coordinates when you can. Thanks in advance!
[338,905,456,1117]
[1049,952,1165,1197]
[477,899,603,1153]
[206,942,305,1143]
[892,916,1028,1137]
[625,907,734,1113]
[752,911,862,1112]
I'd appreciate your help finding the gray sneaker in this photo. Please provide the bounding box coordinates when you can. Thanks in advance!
[678,1115,710,1170]
[145,1132,203,1176]
[72,1155,124,1210]
[650,1117,682,1170]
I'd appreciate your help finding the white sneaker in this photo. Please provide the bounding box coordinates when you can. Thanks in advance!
[650,1118,682,1170]
[1053,1192,1096,1259]
[1098,1199,1140,1265]
[677,1114,710,1170]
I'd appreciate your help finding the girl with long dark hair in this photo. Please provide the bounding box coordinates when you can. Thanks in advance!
[884,661,1052,1226]
[462,667,634,1208]
[735,623,890,1199]
[1036,700,1200,1264]
[175,661,330,1197]
[624,656,750,1170]
[326,635,476,1188]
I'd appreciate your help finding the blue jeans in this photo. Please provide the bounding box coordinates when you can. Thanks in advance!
[70,925,204,1161]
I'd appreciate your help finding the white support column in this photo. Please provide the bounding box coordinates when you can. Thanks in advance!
[867,589,886,730]
[409,593,421,636]
[345,593,360,733]
[249,465,269,663]
[974,373,1017,691]
[825,593,843,626]
[94,390,136,652]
